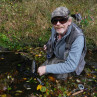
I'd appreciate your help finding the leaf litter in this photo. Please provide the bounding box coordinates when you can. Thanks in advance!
[0,48,97,97]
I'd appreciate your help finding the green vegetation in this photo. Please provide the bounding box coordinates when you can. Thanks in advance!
[0,0,97,50]
[0,1,97,96]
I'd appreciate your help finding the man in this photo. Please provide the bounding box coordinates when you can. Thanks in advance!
[38,6,87,80]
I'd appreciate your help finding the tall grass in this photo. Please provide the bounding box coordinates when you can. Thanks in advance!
[0,0,97,50]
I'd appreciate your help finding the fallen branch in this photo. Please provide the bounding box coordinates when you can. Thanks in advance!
[72,90,83,96]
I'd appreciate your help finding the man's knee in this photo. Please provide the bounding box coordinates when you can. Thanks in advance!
[54,73,68,80]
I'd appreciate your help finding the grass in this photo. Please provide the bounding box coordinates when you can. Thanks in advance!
[0,0,97,50]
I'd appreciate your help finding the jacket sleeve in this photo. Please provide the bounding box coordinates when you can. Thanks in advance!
[46,35,84,74]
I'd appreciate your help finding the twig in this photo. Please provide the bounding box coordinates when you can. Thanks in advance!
[72,90,83,96]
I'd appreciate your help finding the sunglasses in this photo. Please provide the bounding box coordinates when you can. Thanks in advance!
[51,17,68,25]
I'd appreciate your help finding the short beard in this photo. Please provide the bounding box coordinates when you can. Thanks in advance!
[56,28,67,35]
[54,25,68,35]
[56,31,65,34]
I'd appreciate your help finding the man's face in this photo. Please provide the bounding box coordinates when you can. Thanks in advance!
[51,17,71,34]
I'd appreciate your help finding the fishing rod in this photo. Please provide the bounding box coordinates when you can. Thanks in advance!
[31,60,44,85]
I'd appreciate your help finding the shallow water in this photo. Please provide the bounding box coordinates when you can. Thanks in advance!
[0,49,97,97]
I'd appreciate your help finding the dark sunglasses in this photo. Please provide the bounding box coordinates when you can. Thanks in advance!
[51,17,68,25]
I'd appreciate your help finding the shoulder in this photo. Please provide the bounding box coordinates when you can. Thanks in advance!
[72,35,84,47]
[75,35,84,42]
[70,23,84,40]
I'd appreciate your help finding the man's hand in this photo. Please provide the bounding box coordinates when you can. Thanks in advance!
[43,45,47,50]
[38,66,46,76]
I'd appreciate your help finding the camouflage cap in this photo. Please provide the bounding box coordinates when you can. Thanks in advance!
[51,6,70,19]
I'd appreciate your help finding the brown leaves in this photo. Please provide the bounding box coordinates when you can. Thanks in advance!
[48,76,56,82]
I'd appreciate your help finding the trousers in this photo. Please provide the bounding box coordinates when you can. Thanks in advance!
[42,57,69,80]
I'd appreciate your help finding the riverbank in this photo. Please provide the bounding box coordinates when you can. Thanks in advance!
[0,0,97,51]
[0,47,97,97]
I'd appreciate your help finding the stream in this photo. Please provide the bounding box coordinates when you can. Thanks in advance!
[0,48,97,97]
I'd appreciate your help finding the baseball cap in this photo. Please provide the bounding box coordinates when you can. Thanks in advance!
[51,6,70,20]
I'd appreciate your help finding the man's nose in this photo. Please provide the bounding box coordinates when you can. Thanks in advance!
[56,21,61,25]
